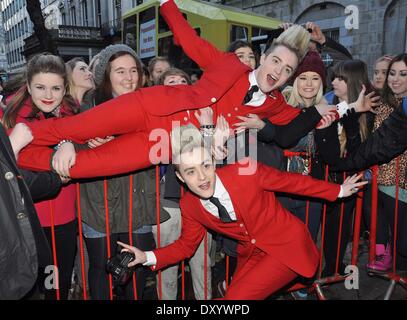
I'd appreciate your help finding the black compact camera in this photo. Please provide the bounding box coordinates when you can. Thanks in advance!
[106,251,135,286]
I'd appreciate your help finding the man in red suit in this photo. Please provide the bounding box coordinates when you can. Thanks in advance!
[118,124,367,300]
[16,0,375,179]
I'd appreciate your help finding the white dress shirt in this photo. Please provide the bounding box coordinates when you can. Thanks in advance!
[143,175,236,266]
[245,71,267,107]
[200,174,237,221]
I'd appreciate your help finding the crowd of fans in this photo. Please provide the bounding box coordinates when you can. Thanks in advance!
[1,0,406,300]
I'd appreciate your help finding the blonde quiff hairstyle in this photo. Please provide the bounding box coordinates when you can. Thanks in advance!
[171,124,207,170]
[265,25,310,63]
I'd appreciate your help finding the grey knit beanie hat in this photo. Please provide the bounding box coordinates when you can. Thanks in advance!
[93,44,139,86]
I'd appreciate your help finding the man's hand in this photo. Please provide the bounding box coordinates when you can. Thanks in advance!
[340,174,368,197]
[87,136,114,148]
[117,241,147,267]
[52,142,76,178]
[233,113,265,133]
[212,115,232,161]
[195,107,214,127]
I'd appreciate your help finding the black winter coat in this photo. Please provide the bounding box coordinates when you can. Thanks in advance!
[0,124,61,299]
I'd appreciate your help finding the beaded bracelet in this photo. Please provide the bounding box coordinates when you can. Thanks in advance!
[55,139,73,150]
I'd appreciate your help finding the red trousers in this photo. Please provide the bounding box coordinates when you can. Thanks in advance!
[19,54,249,178]
[224,249,297,300]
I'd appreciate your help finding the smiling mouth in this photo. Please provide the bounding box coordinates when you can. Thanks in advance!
[199,182,210,191]
[267,74,278,86]
[41,100,54,105]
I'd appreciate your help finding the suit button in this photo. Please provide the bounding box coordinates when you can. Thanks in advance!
[211,97,217,103]
[227,113,231,117]
[234,107,238,111]
[5,172,14,180]
[239,223,244,228]
[183,117,188,121]
[17,212,26,220]
[322,138,326,142]
[245,231,248,235]
[251,239,256,244]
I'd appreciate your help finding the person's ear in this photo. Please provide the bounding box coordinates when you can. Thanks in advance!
[175,170,185,184]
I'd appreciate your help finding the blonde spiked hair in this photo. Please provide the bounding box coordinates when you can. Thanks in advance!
[265,25,310,63]
[171,124,206,169]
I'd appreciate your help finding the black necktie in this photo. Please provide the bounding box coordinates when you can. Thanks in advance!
[243,85,259,104]
[209,197,233,223]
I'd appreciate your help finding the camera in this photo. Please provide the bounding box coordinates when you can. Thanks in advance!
[106,251,135,286]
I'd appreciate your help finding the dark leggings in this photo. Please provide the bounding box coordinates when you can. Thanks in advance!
[85,232,156,300]
[40,219,77,300]
[322,197,356,276]
[376,191,407,271]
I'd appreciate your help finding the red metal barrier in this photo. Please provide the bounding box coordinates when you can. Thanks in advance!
[76,184,88,300]
[103,179,114,300]
[368,158,407,299]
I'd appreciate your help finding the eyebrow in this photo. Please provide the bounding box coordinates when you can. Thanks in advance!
[182,159,211,173]
[272,55,294,72]
[114,66,137,71]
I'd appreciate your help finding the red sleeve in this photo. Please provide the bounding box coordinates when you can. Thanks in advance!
[152,197,206,271]
[160,0,224,69]
[255,160,340,201]
[17,144,53,171]
[266,91,301,125]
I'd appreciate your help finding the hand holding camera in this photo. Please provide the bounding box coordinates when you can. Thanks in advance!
[117,241,147,267]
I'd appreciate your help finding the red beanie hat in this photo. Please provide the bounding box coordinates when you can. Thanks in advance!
[291,51,326,88]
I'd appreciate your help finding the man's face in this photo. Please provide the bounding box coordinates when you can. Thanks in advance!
[151,60,170,84]
[175,147,216,200]
[255,45,298,93]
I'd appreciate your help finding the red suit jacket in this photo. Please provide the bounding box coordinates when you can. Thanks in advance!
[18,53,249,177]
[159,0,301,125]
[153,159,340,278]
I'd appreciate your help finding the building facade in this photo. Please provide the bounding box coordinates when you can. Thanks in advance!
[0,11,8,76]
[0,0,33,74]
[209,0,407,76]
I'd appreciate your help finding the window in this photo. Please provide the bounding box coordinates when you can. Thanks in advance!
[323,28,340,43]
[62,11,66,25]
[115,0,121,20]
[139,7,156,59]
[230,25,248,42]
[95,0,101,27]
[157,28,201,72]
[70,5,76,25]
[252,27,272,55]
[81,1,88,26]
[123,14,137,50]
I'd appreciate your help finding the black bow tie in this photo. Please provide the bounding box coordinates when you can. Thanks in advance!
[209,196,233,223]
[243,85,259,104]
